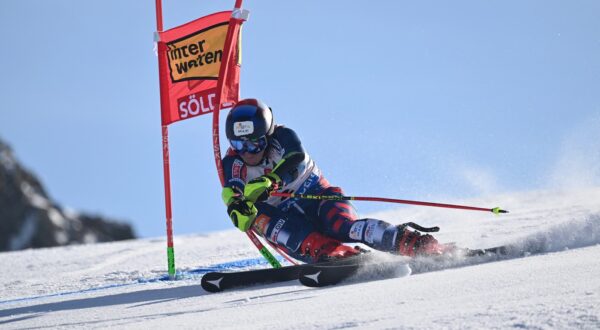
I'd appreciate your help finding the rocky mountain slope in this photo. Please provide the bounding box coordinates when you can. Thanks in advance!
[0,137,135,251]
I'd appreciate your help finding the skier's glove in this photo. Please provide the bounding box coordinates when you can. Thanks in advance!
[244,173,281,203]
[221,186,238,206]
[227,198,257,232]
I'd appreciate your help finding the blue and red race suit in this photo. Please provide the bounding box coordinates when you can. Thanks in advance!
[222,126,403,262]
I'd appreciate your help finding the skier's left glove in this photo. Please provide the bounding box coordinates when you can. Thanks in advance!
[244,173,281,203]
[227,198,257,232]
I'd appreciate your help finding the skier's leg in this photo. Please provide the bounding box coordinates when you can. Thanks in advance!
[312,186,359,235]
[345,219,444,256]
[252,202,359,263]
[316,187,444,257]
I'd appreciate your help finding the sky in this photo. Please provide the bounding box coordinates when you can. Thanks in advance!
[1,1,599,239]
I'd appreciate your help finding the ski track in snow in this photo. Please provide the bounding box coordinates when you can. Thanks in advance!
[1,187,600,329]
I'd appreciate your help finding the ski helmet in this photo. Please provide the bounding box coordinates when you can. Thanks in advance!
[225,99,274,141]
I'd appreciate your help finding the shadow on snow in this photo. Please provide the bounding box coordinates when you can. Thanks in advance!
[0,285,203,321]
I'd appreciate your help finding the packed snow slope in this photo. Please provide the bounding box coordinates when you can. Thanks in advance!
[1,187,600,329]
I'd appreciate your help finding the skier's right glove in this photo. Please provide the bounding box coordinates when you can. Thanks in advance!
[227,198,257,232]
[244,173,281,203]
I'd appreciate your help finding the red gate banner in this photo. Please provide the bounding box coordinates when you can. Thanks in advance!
[157,11,241,125]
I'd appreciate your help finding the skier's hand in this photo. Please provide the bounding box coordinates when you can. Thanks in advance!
[227,198,257,232]
[244,173,281,203]
[221,186,238,206]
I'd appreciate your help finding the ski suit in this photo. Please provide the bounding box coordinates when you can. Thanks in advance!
[222,125,401,262]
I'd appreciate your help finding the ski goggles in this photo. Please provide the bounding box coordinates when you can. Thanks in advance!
[229,136,268,154]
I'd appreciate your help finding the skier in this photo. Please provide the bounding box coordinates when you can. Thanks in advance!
[221,98,445,263]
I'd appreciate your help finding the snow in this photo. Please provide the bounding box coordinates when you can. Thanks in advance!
[1,187,600,329]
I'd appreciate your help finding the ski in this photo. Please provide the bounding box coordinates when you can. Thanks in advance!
[201,264,304,293]
[299,258,410,287]
[298,262,362,287]
[299,244,514,288]
[201,254,367,293]
[202,245,514,292]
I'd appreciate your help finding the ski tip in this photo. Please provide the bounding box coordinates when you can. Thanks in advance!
[492,207,508,214]
[301,270,322,287]
[201,274,225,293]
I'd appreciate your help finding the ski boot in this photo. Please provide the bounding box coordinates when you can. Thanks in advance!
[394,222,446,257]
[300,232,362,263]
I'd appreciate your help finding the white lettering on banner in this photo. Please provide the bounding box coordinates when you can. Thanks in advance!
[178,93,216,119]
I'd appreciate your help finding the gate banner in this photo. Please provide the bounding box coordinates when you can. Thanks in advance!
[157,11,241,125]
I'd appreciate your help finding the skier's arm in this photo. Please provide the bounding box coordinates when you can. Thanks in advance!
[243,153,305,203]
[244,128,307,203]
[270,151,305,185]
[221,156,245,206]
[221,155,257,231]
[223,183,257,232]
[270,127,307,185]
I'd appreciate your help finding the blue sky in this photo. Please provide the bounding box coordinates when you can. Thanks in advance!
[1,1,599,238]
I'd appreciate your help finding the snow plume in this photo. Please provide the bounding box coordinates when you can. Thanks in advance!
[512,213,600,254]
[456,164,501,196]
[447,114,600,196]
[346,254,413,284]
[408,212,600,275]
[222,209,600,288]
[549,114,600,189]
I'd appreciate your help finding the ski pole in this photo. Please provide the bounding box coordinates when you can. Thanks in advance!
[270,192,508,214]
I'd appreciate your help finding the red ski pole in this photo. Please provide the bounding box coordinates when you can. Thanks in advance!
[270,192,508,214]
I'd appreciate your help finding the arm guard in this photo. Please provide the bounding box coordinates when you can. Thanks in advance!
[272,152,306,185]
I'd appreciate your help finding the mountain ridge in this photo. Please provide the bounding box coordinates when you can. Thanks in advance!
[0,137,135,251]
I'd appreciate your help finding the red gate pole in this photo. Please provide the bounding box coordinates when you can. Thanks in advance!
[211,0,290,268]
[155,0,177,279]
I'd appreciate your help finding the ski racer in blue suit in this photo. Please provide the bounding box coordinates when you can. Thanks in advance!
[222,99,444,263]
